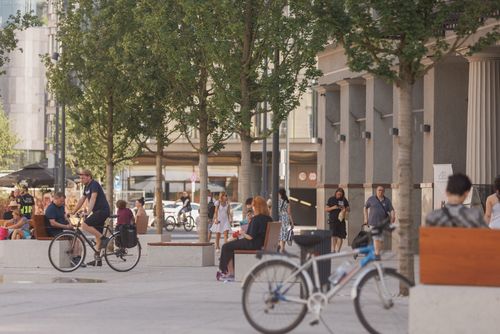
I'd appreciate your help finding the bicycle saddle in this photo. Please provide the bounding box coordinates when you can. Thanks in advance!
[293,235,323,248]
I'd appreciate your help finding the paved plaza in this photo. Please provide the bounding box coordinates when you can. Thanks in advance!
[0,231,416,334]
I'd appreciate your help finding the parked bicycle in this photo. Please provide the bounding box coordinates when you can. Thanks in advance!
[48,213,141,273]
[241,220,413,334]
[164,212,195,232]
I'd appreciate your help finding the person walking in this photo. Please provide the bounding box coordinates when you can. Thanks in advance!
[207,190,217,241]
[364,186,395,258]
[278,188,294,253]
[210,192,232,252]
[485,175,500,229]
[325,188,350,252]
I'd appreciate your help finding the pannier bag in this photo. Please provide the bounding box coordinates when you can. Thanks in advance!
[119,224,138,248]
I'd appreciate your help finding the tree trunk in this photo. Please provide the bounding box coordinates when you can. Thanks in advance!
[240,135,252,203]
[155,139,164,234]
[105,95,114,209]
[396,78,414,288]
[199,150,208,242]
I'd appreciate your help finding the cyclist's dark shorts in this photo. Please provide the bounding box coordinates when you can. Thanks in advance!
[84,210,110,233]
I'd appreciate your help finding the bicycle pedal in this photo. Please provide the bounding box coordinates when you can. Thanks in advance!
[309,319,319,326]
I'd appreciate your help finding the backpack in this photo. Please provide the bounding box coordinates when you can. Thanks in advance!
[207,198,216,219]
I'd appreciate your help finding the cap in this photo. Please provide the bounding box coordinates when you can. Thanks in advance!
[8,201,19,207]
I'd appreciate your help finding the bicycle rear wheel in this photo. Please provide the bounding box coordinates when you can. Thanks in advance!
[164,216,175,232]
[183,216,195,232]
[104,233,141,272]
[242,259,309,334]
[48,232,86,273]
[354,268,413,334]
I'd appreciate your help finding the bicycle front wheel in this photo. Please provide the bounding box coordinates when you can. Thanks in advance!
[164,216,175,232]
[104,233,141,272]
[48,232,86,273]
[242,259,309,334]
[183,216,195,232]
[354,268,413,334]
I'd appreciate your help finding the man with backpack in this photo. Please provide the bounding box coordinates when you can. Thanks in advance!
[207,190,216,241]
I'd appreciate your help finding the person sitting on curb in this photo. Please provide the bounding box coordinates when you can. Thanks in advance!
[426,173,487,228]
[2,209,31,239]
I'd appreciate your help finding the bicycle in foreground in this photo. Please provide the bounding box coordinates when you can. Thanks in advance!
[164,212,195,232]
[241,221,414,334]
[48,213,141,272]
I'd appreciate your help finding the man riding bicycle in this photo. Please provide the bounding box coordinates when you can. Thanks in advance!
[71,169,111,254]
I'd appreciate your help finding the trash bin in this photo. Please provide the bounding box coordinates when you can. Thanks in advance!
[300,229,332,292]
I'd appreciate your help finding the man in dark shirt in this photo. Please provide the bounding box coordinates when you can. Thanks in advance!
[45,192,74,237]
[72,169,111,252]
[18,185,35,219]
[364,186,395,257]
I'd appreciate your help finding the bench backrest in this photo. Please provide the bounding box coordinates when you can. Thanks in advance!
[31,214,49,239]
[420,226,500,287]
[262,222,281,252]
[136,215,148,234]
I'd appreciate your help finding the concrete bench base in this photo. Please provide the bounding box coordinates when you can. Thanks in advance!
[235,252,260,282]
[410,285,500,334]
[147,242,215,267]
[137,234,171,255]
[0,240,84,268]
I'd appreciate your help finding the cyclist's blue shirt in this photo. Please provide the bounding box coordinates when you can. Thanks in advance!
[84,180,110,213]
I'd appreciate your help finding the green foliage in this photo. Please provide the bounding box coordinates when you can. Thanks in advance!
[174,0,238,154]
[196,0,324,140]
[0,10,40,75]
[318,0,500,84]
[45,0,144,174]
[0,103,18,168]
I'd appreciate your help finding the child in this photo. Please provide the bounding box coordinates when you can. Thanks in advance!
[116,200,134,226]
[2,209,31,239]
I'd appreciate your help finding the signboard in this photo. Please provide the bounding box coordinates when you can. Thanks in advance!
[433,164,453,209]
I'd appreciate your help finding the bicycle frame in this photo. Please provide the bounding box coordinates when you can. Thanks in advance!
[252,243,389,306]
[73,225,115,254]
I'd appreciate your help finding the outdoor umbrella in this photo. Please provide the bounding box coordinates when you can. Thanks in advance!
[0,162,57,188]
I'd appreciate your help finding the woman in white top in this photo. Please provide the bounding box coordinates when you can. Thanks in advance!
[485,175,500,229]
[210,192,232,251]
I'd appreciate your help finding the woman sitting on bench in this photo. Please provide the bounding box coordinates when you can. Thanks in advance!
[2,209,31,239]
[216,196,272,282]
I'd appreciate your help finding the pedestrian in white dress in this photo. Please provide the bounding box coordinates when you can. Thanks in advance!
[485,175,500,229]
[211,192,232,251]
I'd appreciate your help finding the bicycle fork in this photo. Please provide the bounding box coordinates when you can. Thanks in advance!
[373,263,394,309]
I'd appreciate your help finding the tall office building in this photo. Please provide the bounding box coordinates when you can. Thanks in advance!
[0,0,49,168]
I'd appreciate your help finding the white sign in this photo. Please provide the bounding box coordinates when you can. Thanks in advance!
[433,164,453,209]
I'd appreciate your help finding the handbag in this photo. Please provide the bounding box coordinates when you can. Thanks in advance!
[351,224,370,249]
[285,225,294,245]
[0,227,8,240]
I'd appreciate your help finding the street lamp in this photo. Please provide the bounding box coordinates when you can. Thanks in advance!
[51,51,66,195]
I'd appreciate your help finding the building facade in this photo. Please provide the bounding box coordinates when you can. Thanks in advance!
[315,18,500,249]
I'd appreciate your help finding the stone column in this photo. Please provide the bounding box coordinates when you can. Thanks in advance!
[338,79,365,244]
[316,85,341,229]
[466,49,500,185]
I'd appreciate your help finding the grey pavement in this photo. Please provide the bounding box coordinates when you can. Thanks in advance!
[0,231,417,334]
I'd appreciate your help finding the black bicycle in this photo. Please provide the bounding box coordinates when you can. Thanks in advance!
[48,214,141,273]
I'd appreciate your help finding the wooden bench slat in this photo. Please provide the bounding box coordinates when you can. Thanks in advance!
[420,227,500,287]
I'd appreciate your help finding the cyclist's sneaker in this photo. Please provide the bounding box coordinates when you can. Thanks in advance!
[71,256,82,267]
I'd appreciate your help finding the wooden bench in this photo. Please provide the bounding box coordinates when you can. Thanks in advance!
[410,227,500,334]
[136,215,149,234]
[30,215,54,240]
[234,221,281,281]
[147,242,215,267]
[419,226,500,286]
